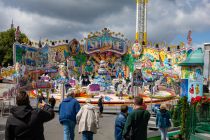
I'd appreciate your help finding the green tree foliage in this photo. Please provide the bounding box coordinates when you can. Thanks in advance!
[122,54,135,73]
[0,28,29,66]
[73,53,87,67]
[172,97,191,139]
[181,96,190,140]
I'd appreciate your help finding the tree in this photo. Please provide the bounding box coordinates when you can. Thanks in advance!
[122,54,135,73]
[73,53,87,67]
[0,28,29,66]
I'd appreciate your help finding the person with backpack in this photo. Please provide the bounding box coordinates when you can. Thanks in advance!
[156,104,171,140]
[76,99,99,140]
[5,90,54,140]
[115,105,128,140]
[123,97,150,140]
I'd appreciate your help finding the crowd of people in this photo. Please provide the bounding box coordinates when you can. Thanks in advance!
[5,90,171,140]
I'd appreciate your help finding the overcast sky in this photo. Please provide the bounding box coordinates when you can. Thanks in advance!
[0,0,210,46]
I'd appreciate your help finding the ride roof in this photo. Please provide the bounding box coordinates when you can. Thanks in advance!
[178,48,204,66]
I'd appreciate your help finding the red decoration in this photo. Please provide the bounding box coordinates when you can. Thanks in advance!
[191,96,210,105]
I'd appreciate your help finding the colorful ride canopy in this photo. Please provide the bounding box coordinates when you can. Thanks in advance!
[84,28,128,55]
[139,45,192,81]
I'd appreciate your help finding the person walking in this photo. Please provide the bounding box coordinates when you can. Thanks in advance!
[123,97,151,140]
[119,91,123,100]
[156,104,171,140]
[5,90,54,140]
[37,93,46,108]
[98,96,104,117]
[115,105,128,140]
[49,95,56,109]
[117,81,123,100]
[76,99,99,140]
[59,90,81,140]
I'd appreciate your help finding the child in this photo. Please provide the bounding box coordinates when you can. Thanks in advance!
[115,105,128,140]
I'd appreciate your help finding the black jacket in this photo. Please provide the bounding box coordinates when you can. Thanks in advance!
[49,97,56,108]
[123,108,151,140]
[5,105,54,140]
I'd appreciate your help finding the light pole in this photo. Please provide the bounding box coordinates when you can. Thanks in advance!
[62,82,65,101]
[58,63,67,101]
[204,43,210,92]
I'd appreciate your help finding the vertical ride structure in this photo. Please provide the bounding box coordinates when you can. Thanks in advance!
[136,0,148,44]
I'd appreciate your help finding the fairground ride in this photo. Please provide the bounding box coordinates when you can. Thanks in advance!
[136,0,148,44]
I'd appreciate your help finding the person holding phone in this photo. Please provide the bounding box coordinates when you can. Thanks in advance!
[5,90,54,140]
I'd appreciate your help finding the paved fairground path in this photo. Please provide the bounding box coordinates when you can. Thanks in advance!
[0,113,160,140]
[0,82,176,139]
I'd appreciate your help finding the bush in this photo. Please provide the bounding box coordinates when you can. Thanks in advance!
[172,100,182,127]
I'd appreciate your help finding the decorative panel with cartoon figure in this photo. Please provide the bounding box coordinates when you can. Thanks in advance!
[187,66,203,102]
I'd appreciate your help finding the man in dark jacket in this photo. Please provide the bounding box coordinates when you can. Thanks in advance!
[38,93,46,103]
[59,89,80,140]
[115,105,128,140]
[36,93,46,108]
[5,90,54,140]
[123,97,150,140]
[49,95,56,109]
[98,96,104,117]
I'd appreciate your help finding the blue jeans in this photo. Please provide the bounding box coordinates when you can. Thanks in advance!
[82,131,94,140]
[63,120,76,140]
[159,128,168,140]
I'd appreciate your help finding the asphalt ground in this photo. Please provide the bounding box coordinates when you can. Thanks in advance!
[0,113,160,140]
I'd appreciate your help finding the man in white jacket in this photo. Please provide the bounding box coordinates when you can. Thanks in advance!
[76,99,99,140]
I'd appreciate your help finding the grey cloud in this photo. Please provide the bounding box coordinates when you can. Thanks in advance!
[2,0,133,23]
[0,0,209,44]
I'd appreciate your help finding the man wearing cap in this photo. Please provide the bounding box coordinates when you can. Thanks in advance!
[59,90,80,140]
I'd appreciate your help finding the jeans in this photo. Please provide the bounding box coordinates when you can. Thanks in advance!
[82,131,94,140]
[159,128,168,140]
[63,120,76,140]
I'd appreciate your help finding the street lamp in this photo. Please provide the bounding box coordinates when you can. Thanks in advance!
[204,43,210,91]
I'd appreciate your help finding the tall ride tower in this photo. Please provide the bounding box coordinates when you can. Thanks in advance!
[136,0,148,44]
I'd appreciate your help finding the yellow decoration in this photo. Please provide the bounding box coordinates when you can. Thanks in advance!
[195,84,200,94]
[143,32,147,44]
[159,50,166,62]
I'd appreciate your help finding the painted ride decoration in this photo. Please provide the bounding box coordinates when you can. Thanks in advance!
[10,27,206,104]
[179,48,204,102]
